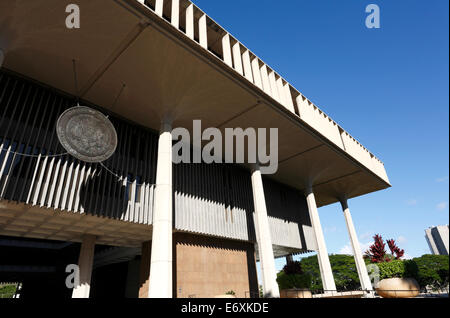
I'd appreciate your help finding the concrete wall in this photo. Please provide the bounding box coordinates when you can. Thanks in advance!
[297,96,344,149]
[173,232,259,298]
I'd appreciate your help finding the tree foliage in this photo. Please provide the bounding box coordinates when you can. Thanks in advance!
[276,260,312,289]
[298,254,361,291]
[296,253,448,292]
[282,261,304,275]
[412,254,449,289]
[276,272,312,290]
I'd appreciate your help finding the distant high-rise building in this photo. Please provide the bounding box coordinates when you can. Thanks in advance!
[425,225,449,255]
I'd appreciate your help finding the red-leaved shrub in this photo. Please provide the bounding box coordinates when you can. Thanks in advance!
[365,234,405,263]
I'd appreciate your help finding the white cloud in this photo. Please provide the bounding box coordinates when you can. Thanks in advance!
[397,236,407,244]
[437,201,448,211]
[339,245,353,255]
[339,241,372,255]
[359,232,372,241]
[436,176,449,183]
[406,199,418,206]
[360,242,372,253]
[402,253,413,260]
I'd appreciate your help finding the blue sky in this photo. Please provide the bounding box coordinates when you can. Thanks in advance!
[192,0,449,267]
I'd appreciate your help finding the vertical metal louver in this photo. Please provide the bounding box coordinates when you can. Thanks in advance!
[0,71,158,225]
[263,178,316,251]
[173,163,257,242]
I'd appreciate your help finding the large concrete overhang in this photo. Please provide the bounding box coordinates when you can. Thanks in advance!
[0,0,390,207]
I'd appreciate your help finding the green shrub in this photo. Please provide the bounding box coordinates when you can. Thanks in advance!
[377,259,418,280]
[329,254,361,291]
[276,271,312,290]
[413,254,449,289]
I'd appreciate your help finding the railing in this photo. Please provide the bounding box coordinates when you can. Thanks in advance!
[135,0,389,184]
[182,291,260,298]
[169,288,450,299]
[289,288,449,299]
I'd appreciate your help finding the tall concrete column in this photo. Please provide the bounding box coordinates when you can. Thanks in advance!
[340,198,373,294]
[148,121,173,298]
[72,234,96,298]
[286,255,293,264]
[305,186,336,292]
[251,165,280,298]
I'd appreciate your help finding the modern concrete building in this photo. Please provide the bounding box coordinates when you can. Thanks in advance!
[0,0,390,298]
[425,225,449,256]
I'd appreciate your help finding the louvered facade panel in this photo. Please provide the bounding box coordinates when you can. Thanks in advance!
[0,71,158,225]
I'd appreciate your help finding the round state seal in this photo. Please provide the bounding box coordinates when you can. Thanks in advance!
[56,106,118,163]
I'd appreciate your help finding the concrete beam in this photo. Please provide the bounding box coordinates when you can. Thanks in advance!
[232,42,243,75]
[283,83,295,114]
[259,65,272,96]
[286,255,293,264]
[171,0,180,29]
[185,4,194,40]
[268,71,280,101]
[155,0,164,17]
[242,50,254,83]
[276,77,286,106]
[251,165,280,298]
[251,58,263,89]
[199,14,208,49]
[72,234,96,298]
[222,34,233,68]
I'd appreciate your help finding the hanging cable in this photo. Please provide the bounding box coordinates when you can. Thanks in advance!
[111,83,126,111]
[99,162,155,186]
[0,148,68,158]
[72,59,80,106]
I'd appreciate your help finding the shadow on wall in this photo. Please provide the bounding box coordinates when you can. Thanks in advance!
[78,167,129,220]
[263,177,312,251]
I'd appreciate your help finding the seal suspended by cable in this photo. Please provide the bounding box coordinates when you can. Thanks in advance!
[56,106,118,163]
[56,59,118,163]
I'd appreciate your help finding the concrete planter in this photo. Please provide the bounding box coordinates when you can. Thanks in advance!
[376,278,420,298]
[280,289,312,298]
[214,295,237,298]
